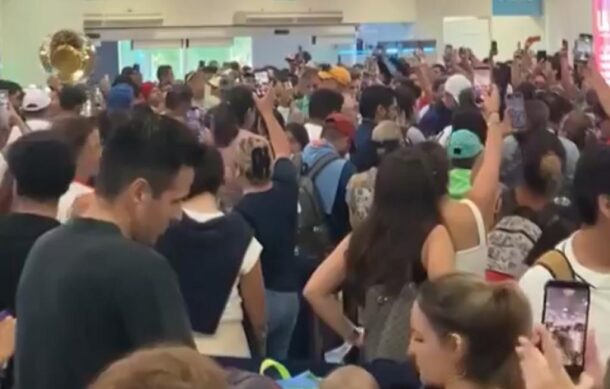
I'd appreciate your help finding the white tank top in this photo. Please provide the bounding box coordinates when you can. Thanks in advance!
[454,199,488,278]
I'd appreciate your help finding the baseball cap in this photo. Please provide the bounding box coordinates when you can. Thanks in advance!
[140,82,157,101]
[22,87,51,112]
[447,129,483,160]
[107,84,135,111]
[444,74,473,104]
[318,66,351,86]
[326,113,355,139]
[372,120,403,143]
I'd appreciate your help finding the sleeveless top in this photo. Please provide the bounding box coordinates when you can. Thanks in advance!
[455,199,488,278]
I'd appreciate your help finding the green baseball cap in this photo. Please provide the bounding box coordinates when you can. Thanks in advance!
[447,129,483,160]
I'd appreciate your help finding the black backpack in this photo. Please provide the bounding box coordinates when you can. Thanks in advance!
[296,154,340,262]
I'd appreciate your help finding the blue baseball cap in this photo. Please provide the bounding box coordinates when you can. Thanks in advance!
[107,83,135,111]
[447,129,483,160]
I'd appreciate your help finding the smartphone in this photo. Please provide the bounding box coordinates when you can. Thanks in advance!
[491,40,499,56]
[254,71,270,96]
[0,90,9,130]
[542,281,590,379]
[473,66,492,90]
[506,92,527,131]
[574,34,593,63]
[537,50,548,63]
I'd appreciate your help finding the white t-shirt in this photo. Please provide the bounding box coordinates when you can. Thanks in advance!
[519,233,610,362]
[304,123,323,143]
[57,181,94,223]
[183,209,262,323]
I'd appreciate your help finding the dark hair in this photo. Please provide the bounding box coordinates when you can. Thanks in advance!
[309,88,344,121]
[417,142,450,197]
[96,115,203,200]
[59,85,87,111]
[451,108,487,144]
[165,85,193,111]
[207,103,239,148]
[286,122,309,150]
[572,145,610,225]
[0,80,23,96]
[157,65,173,82]
[395,86,416,122]
[417,273,531,389]
[525,100,550,133]
[188,144,224,198]
[457,88,478,110]
[7,131,75,202]
[432,64,446,74]
[537,91,573,127]
[521,130,566,197]
[98,109,131,144]
[52,116,98,156]
[223,86,255,127]
[346,147,442,301]
[562,111,596,151]
[359,85,395,120]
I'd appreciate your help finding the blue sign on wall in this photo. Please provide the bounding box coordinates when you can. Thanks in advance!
[493,0,543,16]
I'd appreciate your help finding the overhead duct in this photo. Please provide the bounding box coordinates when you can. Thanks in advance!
[84,12,164,29]
[233,11,343,26]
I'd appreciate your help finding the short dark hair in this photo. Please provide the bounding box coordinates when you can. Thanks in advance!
[165,85,193,110]
[286,122,309,150]
[309,89,344,121]
[7,131,75,202]
[359,85,395,120]
[525,100,550,133]
[395,86,416,121]
[59,85,88,111]
[188,145,224,198]
[452,108,487,144]
[157,65,173,82]
[96,115,203,200]
[206,103,239,148]
[0,80,22,96]
[572,145,610,225]
[223,86,255,127]
[52,116,98,155]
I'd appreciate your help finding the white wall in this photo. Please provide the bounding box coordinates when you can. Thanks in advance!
[545,0,593,53]
[1,0,84,84]
[492,17,545,60]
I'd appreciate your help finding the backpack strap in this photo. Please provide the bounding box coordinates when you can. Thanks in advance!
[535,249,576,281]
[305,153,341,181]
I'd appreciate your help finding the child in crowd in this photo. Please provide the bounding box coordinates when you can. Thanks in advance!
[320,366,380,389]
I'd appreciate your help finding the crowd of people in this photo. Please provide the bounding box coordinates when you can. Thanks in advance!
[0,37,609,389]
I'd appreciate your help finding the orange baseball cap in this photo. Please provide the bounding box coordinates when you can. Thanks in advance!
[318,66,352,86]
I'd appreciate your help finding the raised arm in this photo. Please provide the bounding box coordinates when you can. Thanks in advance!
[303,236,361,345]
[585,58,610,119]
[468,85,504,230]
[254,89,291,159]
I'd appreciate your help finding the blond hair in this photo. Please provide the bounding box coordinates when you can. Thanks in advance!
[90,346,228,389]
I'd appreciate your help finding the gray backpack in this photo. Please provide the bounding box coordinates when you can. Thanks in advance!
[297,154,340,260]
[362,283,417,362]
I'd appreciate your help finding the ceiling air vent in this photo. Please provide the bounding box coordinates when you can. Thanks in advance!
[233,11,343,26]
[84,13,164,29]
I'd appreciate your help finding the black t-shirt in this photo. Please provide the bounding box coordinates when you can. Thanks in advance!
[235,158,299,292]
[0,213,59,314]
[15,218,194,389]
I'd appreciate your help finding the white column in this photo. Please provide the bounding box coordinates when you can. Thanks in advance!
[0,0,83,85]
[544,0,593,53]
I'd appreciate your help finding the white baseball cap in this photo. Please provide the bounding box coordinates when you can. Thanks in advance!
[22,87,51,112]
[444,74,473,104]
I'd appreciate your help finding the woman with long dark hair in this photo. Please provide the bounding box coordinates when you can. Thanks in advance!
[304,146,455,362]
